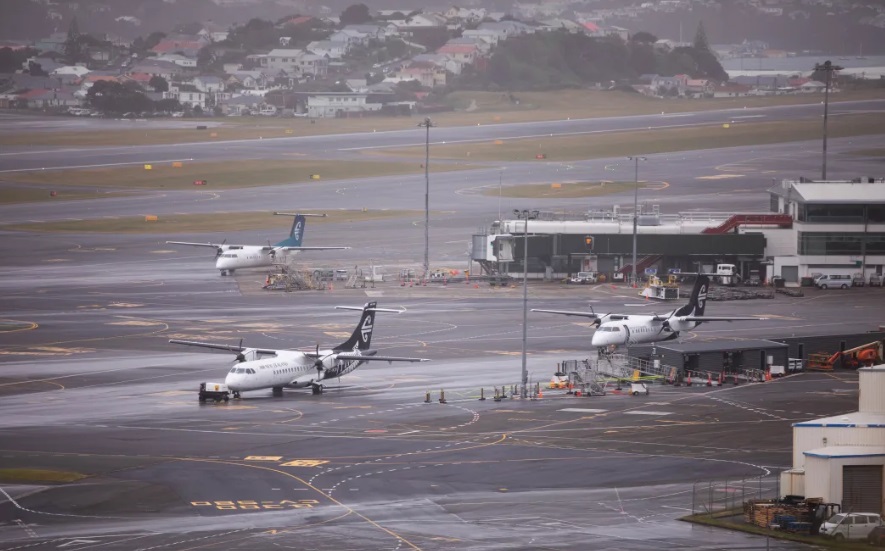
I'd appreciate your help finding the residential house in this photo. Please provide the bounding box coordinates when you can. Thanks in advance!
[444,7,487,22]
[51,65,91,79]
[799,80,826,93]
[711,82,752,98]
[329,29,371,48]
[128,59,184,80]
[685,78,713,97]
[278,15,314,28]
[345,79,368,93]
[218,94,264,116]
[156,53,197,68]
[402,13,448,28]
[307,40,347,59]
[602,25,630,41]
[651,74,688,95]
[436,43,479,66]
[25,56,64,75]
[227,71,269,90]
[302,92,383,118]
[166,85,206,109]
[396,61,446,88]
[412,53,463,75]
[261,49,307,74]
[342,24,388,39]
[198,21,230,43]
[193,76,224,93]
[446,36,492,55]
[150,36,208,58]
[20,88,80,108]
[223,63,243,73]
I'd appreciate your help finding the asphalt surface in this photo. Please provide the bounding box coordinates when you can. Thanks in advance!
[0,106,881,550]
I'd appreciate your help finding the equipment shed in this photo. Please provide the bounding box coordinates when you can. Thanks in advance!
[803,446,885,514]
[629,339,789,374]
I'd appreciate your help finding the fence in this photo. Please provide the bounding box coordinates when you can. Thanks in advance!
[691,470,784,515]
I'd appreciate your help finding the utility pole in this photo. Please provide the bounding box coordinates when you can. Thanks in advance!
[418,117,434,280]
[814,60,842,180]
[627,156,646,287]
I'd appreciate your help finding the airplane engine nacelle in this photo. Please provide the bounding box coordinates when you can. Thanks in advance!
[667,319,695,333]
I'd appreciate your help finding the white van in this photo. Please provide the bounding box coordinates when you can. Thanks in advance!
[815,274,852,289]
[820,512,882,541]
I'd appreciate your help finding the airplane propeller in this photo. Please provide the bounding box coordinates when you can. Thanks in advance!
[215,239,227,257]
[313,343,332,379]
[235,338,246,362]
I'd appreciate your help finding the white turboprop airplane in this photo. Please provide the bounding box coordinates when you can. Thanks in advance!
[532,275,767,349]
[170,301,429,397]
[167,213,349,275]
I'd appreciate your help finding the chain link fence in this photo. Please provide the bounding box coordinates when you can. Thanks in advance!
[691,470,785,515]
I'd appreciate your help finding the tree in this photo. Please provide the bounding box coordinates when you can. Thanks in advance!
[63,17,83,65]
[693,21,710,53]
[631,31,658,44]
[340,4,372,26]
[149,75,168,92]
[27,60,47,76]
[86,80,152,114]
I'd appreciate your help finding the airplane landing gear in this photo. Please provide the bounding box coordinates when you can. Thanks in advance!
[311,383,324,395]
[272,386,283,397]
[233,391,241,399]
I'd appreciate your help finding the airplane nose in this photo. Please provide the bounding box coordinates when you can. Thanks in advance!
[224,373,241,390]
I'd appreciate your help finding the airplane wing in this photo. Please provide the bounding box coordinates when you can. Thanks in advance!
[281,246,351,251]
[169,339,278,356]
[680,316,768,322]
[531,308,600,319]
[335,354,429,363]
[166,241,225,249]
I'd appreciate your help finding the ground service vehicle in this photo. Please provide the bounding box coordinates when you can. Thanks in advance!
[819,513,882,541]
[815,274,852,289]
[199,382,230,403]
[870,274,882,287]
[852,273,865,287]
[568,272,598,284]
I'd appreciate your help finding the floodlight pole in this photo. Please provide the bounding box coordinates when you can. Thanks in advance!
[628,156,646,288]
[515,208,538,397]
[418,117,434,280]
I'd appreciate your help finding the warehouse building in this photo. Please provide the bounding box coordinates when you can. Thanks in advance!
[780,365,885,514]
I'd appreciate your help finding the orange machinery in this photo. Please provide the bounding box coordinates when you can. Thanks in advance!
[806,340,883,371]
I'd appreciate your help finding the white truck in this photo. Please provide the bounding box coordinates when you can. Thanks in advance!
[199,382,231,403]
[568,271,598,284]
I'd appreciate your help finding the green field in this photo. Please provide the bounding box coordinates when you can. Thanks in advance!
[9,159,468,191]
[3,209,424,234]
[379,113,885,162]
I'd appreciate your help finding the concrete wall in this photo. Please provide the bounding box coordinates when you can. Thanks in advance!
[793,427,885,468]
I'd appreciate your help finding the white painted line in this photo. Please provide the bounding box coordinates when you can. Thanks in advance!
[559,408,607,413]
[730,115,766,119]
[0,158,194,174]
[624,410,673,416]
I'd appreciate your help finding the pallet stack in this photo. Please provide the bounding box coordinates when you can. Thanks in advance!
[743,500,811,529]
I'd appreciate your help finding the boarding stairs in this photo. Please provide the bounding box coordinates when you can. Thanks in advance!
[701,214,793,234]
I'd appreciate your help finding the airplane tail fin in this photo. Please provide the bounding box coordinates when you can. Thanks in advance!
[674,275,709,317]
[273,214,306,247]
[334,302,378,352]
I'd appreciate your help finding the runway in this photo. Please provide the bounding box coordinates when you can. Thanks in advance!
[0,105,882,549]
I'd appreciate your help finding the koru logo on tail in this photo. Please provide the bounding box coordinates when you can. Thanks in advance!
[360,315,374,342]
[293,221,303,241]
[696,283,708,310]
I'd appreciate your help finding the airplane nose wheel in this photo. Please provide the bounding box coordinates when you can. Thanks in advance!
[233,391,241,399]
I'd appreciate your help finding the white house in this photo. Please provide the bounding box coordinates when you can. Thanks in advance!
[193,76,224,93]
[305,92,382,118]
[156,53,197,68]
[307,40,347,59]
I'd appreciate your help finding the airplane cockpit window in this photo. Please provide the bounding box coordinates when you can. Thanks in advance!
[246,368,255,374]
[229,368,237,373]
[612,327,621,332]
[235,368,246,374]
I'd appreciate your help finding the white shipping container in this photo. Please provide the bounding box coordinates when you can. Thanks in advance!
[779,468,805,497]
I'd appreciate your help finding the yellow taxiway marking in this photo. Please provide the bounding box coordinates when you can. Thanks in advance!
[0,320,38,333]
[244,456,283,462]
[107,320,166,326]
[281,459,329,467]
[696,174,744,180]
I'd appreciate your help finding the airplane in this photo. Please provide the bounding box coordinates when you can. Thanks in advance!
[532,274,767,349]
[166,212,349,276]
[170,301,429,397]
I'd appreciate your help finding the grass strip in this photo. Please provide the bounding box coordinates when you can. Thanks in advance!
[378,112,885,162]
[3,209,423,234]
[682,513,870,550]
[0,468,87,484]
[9,159,466,190]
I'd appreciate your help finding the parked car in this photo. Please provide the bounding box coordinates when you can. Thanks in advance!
[567,271,598,284]
[852,273,865,287]
[870,274,883,287]
[815,274,853,289]
[819,512,882,541]
[868,525,885,547]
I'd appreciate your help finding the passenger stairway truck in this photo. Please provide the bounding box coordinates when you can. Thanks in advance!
[807,340,884,370]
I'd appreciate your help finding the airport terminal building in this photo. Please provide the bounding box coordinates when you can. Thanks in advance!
[472,178,885,285]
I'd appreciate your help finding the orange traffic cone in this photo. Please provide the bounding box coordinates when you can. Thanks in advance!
[686,372,692,386]
[706,373,712,387]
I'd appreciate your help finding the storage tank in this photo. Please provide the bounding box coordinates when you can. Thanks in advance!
[859,364,885,414]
